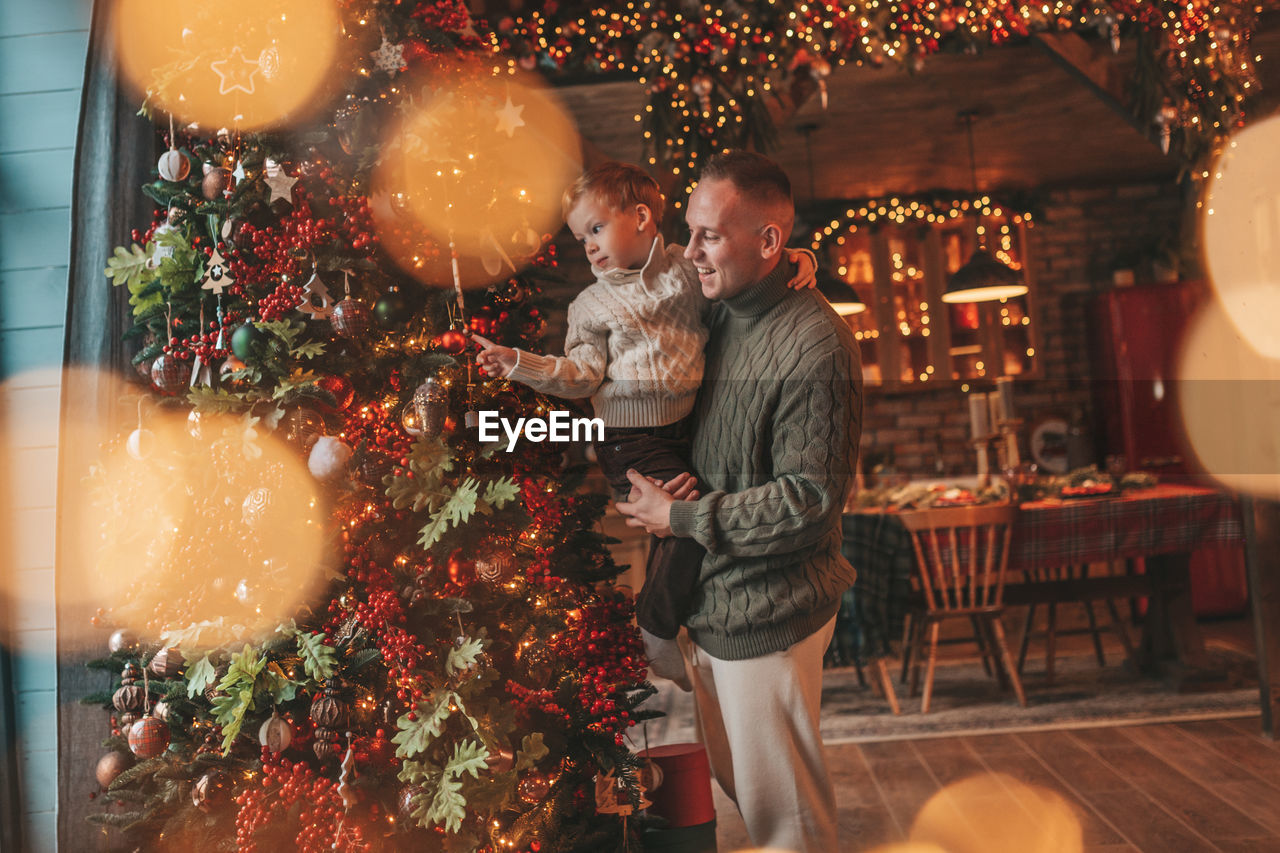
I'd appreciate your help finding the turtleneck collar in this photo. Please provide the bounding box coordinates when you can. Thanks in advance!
[596,234,665,287]
[721,257,794,317]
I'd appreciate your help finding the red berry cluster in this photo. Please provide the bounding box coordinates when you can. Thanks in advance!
[345,403,414,484]
[161,311,243,361]
[551,598,645,744]
[228,202,327,286]
[506,682,567,719]
[324,193,378,252]
[518,477,566,528]
[257,278,307,321]
[235,752,366,852]
[412,0,475,32]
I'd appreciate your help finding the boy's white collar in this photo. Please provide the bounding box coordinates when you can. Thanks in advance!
[597,235,666,284]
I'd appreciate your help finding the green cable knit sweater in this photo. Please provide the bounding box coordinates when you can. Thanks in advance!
[667,259,863,660]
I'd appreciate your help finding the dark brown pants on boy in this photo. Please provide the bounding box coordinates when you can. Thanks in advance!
[594,417,704,639]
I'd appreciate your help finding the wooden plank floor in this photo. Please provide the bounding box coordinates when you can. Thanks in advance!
[711,716,1280,852]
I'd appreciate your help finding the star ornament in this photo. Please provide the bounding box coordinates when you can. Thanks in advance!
[265,169,298,204]
[494,95,526,138]
[372,38,406,76]
[210,47,262,96]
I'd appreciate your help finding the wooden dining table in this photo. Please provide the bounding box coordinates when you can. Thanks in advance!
[840,483,1247,676]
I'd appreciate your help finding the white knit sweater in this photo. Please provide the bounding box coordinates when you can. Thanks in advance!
[506,235,708,428]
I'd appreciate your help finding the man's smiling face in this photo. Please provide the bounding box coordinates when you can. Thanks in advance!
[683,177,780,301]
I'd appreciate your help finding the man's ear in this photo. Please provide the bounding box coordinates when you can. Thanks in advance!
[759,222,784,259]
[635,203,654,231]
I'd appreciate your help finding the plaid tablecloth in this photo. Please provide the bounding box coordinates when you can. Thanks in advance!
[839,485,1245,659]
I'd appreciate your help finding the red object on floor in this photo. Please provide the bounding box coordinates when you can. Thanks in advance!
[637,743,715,829]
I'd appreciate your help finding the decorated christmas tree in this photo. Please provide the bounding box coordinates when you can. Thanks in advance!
[82,1,657,850]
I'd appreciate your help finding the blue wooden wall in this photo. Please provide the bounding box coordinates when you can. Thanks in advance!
[1,0,92,849]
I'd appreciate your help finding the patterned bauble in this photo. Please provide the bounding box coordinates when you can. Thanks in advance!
[398,785,427,821]
[241,487,273,526]
[148,648,184,679]
[157,149,190,182]
[281,406,326,451]
[127,716,170,759]
[230,323,264,362]
[314,374,354,412]
[191,769,230,812]
[258,711,293,754]
[108,629,138,655]
[150,354,187,393]
[310,693,345,729]
[330,298,371,339]
[474,545,518,584]
[95,751,134,788]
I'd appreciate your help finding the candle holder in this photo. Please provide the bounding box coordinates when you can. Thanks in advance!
[972,435,995,487]
[994,416,1023,472]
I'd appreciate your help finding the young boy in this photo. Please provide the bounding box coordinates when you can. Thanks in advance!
[472,161,814,690]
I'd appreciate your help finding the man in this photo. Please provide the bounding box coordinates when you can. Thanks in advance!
[616,151,862,853]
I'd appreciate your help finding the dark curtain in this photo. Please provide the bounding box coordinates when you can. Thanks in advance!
[56,0,157,846]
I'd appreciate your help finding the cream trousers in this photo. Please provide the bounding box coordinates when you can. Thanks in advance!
[685,616,839,853]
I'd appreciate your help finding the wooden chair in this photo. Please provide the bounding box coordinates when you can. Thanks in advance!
[1015,562,1137,682]
[899,504,1027,713]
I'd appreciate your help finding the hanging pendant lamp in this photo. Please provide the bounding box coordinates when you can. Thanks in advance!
[942,111,1028,304]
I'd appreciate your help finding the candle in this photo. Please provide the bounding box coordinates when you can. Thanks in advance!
[995,376,1015,422]
[988,390,1002,431]
[968,392,990,439]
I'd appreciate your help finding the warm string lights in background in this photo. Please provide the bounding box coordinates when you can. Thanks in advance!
[496,1,1263,203]
[808,194,1035,253]
[802,193,1036,383]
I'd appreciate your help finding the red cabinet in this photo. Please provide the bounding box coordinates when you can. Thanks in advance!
[1092,282,1249,617]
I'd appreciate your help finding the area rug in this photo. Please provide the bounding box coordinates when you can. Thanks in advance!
[636,643,1261,747]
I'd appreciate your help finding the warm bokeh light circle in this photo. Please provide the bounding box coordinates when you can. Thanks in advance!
[113,0,341,130]
[372,67,582,287]
[908,773,1083,853]
[73,404,330,645]
[1201,115,1280,359]
[1176,298,1280,499]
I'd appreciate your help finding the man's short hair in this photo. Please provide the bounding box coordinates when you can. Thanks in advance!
[698,151,794,215]
[562,161,664,226]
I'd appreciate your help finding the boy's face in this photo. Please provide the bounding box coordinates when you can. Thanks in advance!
[566,193,655,272]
